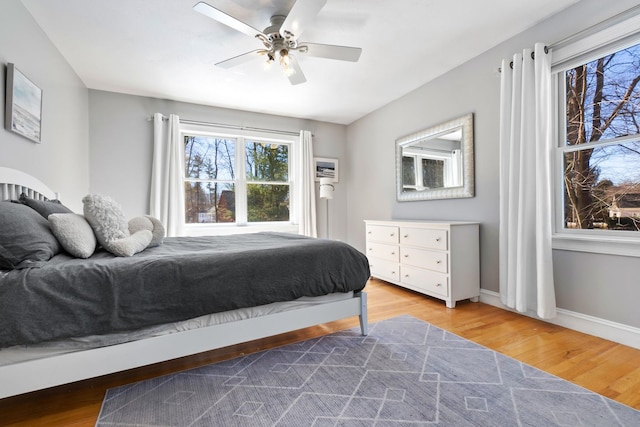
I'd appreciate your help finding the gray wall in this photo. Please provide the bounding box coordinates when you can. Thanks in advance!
[5,0,639,330]
[88,90,349,240]
[345,0,640,329]
[0,0,89,212]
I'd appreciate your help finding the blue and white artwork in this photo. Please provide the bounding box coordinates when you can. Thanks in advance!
[6,64,42,143]
[314,157,339,182]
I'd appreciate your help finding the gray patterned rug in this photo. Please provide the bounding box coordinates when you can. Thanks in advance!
[96,315,640,426]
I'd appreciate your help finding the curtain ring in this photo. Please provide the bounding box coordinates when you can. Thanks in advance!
[532,46,550,60]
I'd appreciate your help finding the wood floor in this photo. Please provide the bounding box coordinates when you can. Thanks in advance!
[2,278,640,426]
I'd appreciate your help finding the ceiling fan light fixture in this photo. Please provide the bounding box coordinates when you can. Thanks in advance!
[278,49,296,76]
[283,65,296,77]
[264,52,275,70]
[194,0,360,85]
[279,49,290,66]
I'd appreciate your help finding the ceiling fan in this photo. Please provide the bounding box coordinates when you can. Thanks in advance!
[193,0,362,85]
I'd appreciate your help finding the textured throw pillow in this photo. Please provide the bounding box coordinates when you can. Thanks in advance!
[82,194,152,257]
[128,215,165,247]
[82,194,129,244]
[0,201,61,270]
[19,193,73,218]
[106,230,153,257]
[49,213,97,258]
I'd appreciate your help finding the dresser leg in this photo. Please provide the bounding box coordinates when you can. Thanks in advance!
[446,300,456,308]
[470,296,479,303]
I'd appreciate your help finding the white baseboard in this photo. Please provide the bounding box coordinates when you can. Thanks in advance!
[479,289,640,350]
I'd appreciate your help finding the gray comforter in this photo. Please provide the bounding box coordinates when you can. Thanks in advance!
[0,233,370,348]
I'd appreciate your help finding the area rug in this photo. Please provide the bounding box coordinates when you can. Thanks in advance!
[96,315,640,426]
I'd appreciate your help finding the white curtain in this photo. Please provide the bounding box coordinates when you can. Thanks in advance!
[295,130,317,237]
[150,113,185,237]
[499,43,556,319]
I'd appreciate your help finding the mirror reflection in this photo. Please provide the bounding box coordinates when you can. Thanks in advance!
[401,128,463,190]
[396,113,474,201]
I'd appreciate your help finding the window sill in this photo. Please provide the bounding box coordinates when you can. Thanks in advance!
[183,223,298,237]
[552,233,640,258]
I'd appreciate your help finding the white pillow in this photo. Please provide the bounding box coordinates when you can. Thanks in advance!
[49,213,97,259]
[106,229,153,257]
[82,194,152,257]
[128,215,165,247]
[82,194,128,245]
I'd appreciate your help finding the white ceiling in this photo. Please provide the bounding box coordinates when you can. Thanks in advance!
[21,0,579,125]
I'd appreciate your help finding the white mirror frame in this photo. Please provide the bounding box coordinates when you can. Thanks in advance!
[396,113,475,201]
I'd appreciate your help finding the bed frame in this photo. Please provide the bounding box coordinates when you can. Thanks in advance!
[0,167,368,399]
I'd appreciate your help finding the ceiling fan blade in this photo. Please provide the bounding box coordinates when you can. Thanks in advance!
[286,55,307,85]
[215,50,262,69]
[280,0,327,40]
[194,1,264,39]
[302,43,362,62]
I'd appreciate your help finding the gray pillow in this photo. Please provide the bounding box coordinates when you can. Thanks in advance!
[19,193,73,218]
[0,201,61,270]
[49,213,97,258]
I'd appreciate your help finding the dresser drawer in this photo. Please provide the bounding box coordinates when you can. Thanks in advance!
[366,242,399,262]
[400,227,448,251]
[400,246,448,273]
[401,265,449,297]
[366,224,399,244]
[369,258,400,282]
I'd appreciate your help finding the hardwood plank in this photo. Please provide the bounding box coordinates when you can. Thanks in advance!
[1,278,639,426]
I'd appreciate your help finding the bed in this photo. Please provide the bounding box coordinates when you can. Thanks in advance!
[0,166,369,399]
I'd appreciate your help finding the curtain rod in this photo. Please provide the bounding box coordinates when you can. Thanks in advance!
[499,4,640,72]
[548,3,640,51]
[149,115,305,137]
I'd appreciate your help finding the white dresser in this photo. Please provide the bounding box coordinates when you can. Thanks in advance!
[364,220,479,308]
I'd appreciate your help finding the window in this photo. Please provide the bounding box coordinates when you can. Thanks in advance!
[245,140,290,222]
[401,150,462,191]
[183,130,294,230]
[553,19,640,255]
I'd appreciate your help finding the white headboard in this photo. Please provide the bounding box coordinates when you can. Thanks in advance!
[0,167,58,201]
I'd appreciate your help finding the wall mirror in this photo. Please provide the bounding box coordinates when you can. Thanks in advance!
[396,113,474,201]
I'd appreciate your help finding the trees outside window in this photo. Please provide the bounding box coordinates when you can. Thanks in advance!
[184,134,290,225]
[245,141,289,222]
[561,41,640,232]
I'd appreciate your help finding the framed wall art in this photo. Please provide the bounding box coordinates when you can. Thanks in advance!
[5,63,42,143]
[314,157,339,182]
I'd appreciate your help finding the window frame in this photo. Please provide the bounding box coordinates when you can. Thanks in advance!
[551,15,640,257]
[180,123,298,235]
[402,151,459,191]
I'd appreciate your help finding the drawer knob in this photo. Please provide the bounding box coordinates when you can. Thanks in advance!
[404,254,409,258]
[390,233,395,237]
[404,274,410,278]
[436,260,441,264]
[403,234,409,238]
[436,283,442,287]
[367,231,372,234]
[391,251,396,255]
[436,237,441,242]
